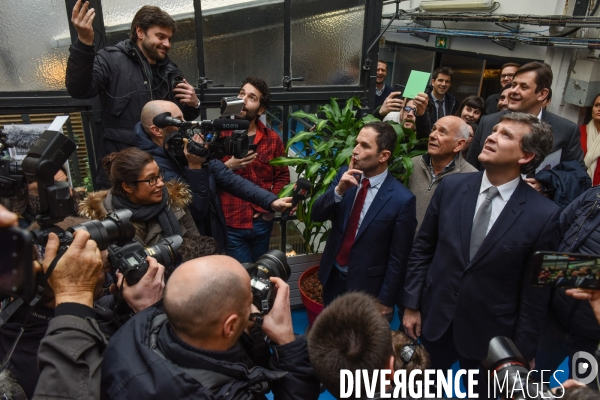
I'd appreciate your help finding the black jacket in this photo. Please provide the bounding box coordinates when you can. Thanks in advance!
[101,307,320,400]
[535,160,591,209]
[552,186,600,341]
[66,39,200,187]
[426,91,458,126]
[133,123,278,251]
[466,110,584,171]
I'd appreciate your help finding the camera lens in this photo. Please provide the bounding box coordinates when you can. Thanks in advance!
[69,209,135,250]
[254,250,291,282]
[144,235,183,270]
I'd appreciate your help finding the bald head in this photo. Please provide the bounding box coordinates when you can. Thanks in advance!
[440,116,470,141]
[428,116,469,159]
[164,255,251,345]
[140,100,184,145]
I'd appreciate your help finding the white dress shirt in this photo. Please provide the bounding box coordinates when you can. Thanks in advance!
[474,172,520,235]
[334,168,388,236]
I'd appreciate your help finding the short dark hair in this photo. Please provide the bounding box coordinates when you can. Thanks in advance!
[241,76,271,110]
[102,148,155,197]
[130,6,177,41]
[391,331,430,378]
[432,66,453,81]
[307,292,393,399]
[501,62,521,71]
[499,112,553,175]
[457,95,486,117]
[377,59,388,69]
[363,121,397,156]
[514,62,553,94]
[501,83,513,93]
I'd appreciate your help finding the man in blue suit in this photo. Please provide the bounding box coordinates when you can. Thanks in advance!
[312,121,417,319]
[403,112,561,396]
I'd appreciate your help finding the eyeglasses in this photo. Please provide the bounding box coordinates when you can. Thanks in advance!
[403,106,417,115]
[500,73,515,79]
[132,170,165,187]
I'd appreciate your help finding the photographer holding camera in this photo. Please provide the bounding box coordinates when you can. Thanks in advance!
[133,99,293,251]
[100,255,320,399]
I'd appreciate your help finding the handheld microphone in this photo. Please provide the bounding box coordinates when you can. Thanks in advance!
[152,112,250,131]
[281,178,311,222]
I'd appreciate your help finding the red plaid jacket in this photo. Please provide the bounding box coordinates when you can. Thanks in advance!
[219,120,290,229]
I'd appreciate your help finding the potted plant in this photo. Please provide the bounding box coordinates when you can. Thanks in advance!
[271,97,424,322]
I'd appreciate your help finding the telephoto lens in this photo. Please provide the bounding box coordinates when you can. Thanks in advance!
[68,209,135,251]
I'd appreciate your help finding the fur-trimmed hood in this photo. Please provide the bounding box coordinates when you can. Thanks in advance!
[79,180,192,220]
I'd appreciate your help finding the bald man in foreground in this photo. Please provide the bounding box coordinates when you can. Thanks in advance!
[134,100,291,251]
[100,255,320,399]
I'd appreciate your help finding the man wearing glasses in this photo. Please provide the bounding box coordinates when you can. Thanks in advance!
[406,115,477,231]
[485,62,520,114]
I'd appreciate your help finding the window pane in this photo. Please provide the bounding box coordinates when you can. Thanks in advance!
[0,0,71,91]
[291,0,365,86]
[202,0,285,87]
[101,1,198,88]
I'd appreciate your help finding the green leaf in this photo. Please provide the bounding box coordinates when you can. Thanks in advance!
[322,167,338,187]
[330,98,341,119]
[305,162,323,178]
[290,110,320,124]
[285,130,318,151]
[361,114,379,124]
[334,147,354,168]
[278,182,295,198]
[270,157,310,167]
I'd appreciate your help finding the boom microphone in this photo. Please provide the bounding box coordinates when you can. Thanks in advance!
[4,125,46,149]
[152,112,250,131]
[281,178,311,222]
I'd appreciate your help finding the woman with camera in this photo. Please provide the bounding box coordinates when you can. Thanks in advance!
[79,147,211,262]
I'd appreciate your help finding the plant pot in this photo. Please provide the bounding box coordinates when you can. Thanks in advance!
[298,265,324,327]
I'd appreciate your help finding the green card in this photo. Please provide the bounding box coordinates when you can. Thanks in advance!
[402,70,431,99]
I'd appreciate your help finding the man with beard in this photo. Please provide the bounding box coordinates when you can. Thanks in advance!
[220,77,290,263]
[66,1,201,188]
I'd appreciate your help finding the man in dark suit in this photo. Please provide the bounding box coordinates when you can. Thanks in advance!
[312,121,416,318]
[403,112,561,395]
[466,62,583,184]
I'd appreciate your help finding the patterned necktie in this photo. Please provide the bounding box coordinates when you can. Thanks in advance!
[336,178,370,267]
[470,186,500,260]
[436,99,444,121]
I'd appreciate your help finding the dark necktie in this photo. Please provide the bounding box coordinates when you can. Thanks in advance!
[436,99,444,121]
[470,186,500,260]
[336,178,370,267]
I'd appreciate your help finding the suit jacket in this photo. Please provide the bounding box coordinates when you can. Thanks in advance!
[426,91,458,126]
[466,109,584,170]
[404,172,560,360]
[312,168,417,307]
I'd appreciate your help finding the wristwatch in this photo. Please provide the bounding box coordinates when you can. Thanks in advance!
[196,99,201,108]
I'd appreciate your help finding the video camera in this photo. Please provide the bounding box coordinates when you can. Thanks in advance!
[157,97,251,166]
[242,250,291,315]
[0,129,26,199]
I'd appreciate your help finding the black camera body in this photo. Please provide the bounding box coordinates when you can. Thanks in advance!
[156,96,250,167]
[0,158,25,198]
[107,235,183,286]
[243,250,291,314]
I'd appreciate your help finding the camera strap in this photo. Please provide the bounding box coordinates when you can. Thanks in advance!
[29,247,68,308]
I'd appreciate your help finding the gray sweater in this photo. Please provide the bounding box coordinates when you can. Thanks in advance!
[408,153,478,231]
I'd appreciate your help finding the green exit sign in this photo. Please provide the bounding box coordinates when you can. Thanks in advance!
[435,36,449,49]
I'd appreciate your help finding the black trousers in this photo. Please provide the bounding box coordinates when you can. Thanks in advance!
[420,324,493,399]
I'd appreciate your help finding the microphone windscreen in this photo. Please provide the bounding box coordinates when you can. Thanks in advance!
[5,125,45,149]
[153,112,172,128]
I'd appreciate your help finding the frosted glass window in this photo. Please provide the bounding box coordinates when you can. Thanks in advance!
[0,0,71,91]
[101,0,195,28]
[202,0,285,88]
[291,0,365,86]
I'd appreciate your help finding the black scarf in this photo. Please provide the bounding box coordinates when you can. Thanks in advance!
[112,187,182,238]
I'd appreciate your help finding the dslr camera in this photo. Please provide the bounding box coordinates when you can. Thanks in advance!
[108,235,183,286]
[156,97,251,167]
[484,336,560,399]
[242,250,291,314]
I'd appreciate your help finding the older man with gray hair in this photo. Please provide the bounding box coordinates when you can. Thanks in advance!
[408,115,478,230]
